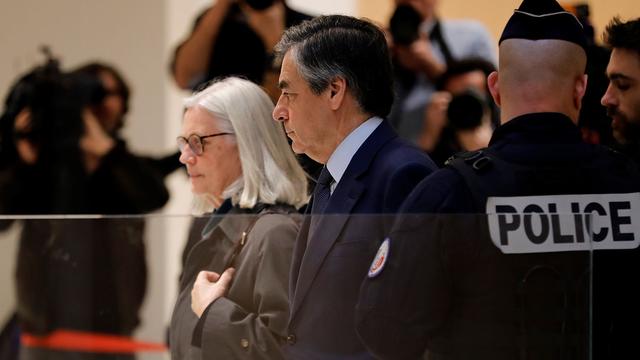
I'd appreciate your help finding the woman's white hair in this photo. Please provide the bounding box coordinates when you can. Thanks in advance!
[184,77,308,210]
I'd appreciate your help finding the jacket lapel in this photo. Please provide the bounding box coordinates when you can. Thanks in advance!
[289,121,398,319]
[290,180,364,318]
[288,203,312,304]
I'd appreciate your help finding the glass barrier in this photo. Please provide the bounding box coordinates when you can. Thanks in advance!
[0,211,637,359]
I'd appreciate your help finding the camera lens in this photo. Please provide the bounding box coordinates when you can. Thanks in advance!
[447,89,487,130]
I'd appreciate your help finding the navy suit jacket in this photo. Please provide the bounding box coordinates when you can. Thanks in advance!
[284,120,436,359]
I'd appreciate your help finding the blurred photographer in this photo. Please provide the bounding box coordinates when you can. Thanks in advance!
[171,0,311,101]
[72,62,181,212]
[388,0,496,142]
[0,57,95,213]
[417,59,497,166]
[1,56,173,214]
[0,54,167,359]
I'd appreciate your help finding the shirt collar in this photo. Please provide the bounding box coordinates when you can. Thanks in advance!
[326,117,383,187]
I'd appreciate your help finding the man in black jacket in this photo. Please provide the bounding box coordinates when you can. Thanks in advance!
[357,1,640,359]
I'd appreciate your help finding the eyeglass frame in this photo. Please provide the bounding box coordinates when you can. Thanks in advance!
[176,132,233,155]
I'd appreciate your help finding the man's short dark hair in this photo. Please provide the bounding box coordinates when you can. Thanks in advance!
[274,15,394,118]
[603,17,640,54]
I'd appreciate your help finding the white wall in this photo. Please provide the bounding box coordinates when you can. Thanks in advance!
[0,0,170,155]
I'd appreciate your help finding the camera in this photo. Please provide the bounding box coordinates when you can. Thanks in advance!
[446,88,489,131]
[0,51,106,169]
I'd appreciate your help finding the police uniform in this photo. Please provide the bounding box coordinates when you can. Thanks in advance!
[357,112,640,359]
[356,1,640,359]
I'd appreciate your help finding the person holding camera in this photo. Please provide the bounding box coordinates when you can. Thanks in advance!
[418,58,497,166]
[171,0,311,101]
[72,62,182,212]
[0,58,169,359]
[171,0,322,183]
[388,0,496,143]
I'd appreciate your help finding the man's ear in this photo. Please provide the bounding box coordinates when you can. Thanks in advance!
[328,77,347,110]
[574,73,588,109]
[487,71,501,107]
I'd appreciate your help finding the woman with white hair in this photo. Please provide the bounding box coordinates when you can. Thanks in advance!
[170,77,308,360]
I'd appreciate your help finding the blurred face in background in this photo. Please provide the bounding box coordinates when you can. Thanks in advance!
[602,48,640,145]
[444,70,487,95]
[178,107,241,207]
[394,0,438,21]
[442,69,493,151]
[95,70,126,135]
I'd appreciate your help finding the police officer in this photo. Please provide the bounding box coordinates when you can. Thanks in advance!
[356,0,640,359]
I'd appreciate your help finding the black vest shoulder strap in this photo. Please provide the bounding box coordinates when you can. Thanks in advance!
[446,149,512,212]
[445,146,625,212]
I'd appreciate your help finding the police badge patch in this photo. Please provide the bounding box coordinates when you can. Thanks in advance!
[368,238,390,278]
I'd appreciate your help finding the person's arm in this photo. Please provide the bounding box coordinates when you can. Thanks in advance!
[240,1,286,102]
[144,151,182,178]
[172,0,234,89]
[80,110,115,174]
[241,1,285,55]
[83,110,169,213]
[417,91,452,152]
[193,216,297,359]
[394,34,446,82]
[89,143,170,213]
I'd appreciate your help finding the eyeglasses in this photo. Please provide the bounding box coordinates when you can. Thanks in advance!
[176,132,233,155]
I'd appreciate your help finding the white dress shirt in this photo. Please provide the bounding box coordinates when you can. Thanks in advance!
[325,117,383,194]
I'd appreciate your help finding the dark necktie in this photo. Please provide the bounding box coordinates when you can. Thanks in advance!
[309,166,333,237]
[311,166,333,215]
[300,166,333,277]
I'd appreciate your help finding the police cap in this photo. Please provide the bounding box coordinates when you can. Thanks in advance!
[499,0,588,52]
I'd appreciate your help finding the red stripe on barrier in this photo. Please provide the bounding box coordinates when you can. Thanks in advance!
[22,330,167,354]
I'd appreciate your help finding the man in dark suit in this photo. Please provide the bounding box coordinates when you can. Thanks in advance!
[272,15,437,359]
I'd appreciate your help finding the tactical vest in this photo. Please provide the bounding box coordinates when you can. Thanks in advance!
[445,146,637,210]
[438,146,640,360]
